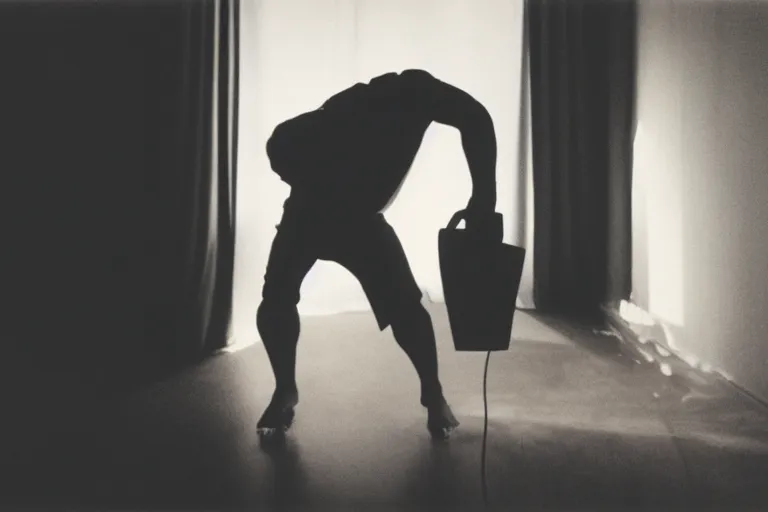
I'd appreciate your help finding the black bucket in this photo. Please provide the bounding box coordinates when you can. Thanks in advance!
[438,210,526,352]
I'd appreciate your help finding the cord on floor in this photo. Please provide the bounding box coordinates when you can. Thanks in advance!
[481,350,491,509]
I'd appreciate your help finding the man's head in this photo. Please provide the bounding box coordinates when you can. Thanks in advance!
[266,121,298,183]
[266,111,326,185]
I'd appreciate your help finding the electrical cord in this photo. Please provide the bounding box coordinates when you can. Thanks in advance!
[481,350,491,509]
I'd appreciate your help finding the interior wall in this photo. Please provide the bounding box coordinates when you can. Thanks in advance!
[232,0,530,343]
[632,0,768,401]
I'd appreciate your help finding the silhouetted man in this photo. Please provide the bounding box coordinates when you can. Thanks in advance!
[257,69,497,440]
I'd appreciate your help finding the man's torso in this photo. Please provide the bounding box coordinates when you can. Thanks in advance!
[273,70,434,215]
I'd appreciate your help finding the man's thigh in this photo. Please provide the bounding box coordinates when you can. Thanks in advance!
[323,215,423,331]
[262,208,318,305]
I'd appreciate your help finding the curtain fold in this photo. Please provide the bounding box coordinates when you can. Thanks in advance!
[178,0,216,359]
[528,0,635,320]
[517,0,537,310]
[207,0,240,353]
[174,0,239,360]
[141,0,239,371]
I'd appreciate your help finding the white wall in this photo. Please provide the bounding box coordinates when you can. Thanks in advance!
[632,0,768,401]
[232,0,530,343]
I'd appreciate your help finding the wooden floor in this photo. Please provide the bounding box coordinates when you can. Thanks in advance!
[3,303,768,511]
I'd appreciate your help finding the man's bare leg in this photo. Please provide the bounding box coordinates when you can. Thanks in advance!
[390,303,460,439]
[256,300,301,435]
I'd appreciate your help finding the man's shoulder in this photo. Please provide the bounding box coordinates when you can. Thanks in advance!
[323,70,439,111]
[370,69,436,88]
[399,69,434,80]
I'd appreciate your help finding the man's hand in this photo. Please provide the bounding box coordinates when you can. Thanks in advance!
[466,190,495,217]
[464,193,502,242]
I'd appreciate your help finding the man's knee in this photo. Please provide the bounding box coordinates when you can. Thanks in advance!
[389,300,430,333]
[262,277,302,308]
[257,298,300,342]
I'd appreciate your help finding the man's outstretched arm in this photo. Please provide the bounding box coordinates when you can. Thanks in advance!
[402,70,497,215]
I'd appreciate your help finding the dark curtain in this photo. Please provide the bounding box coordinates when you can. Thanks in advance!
[162,0,240,364]
[208,0,241,356]
[1,0,239,394]
[527,0,636,320]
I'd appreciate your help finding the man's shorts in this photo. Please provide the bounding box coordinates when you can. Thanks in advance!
[262,197,423,331]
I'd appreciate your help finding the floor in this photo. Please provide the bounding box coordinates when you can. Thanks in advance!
[3,302,768,511]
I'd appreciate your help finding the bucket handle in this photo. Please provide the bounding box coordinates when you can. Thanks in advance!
[446,209,467,230]
[445,210,504,242]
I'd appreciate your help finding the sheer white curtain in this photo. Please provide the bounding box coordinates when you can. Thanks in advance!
[232,0,533,345]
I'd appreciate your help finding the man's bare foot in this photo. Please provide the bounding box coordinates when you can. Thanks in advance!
[426,397,460,440]
[257,388,299,436]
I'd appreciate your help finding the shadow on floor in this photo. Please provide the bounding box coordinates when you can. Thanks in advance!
[2,305,768,511]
